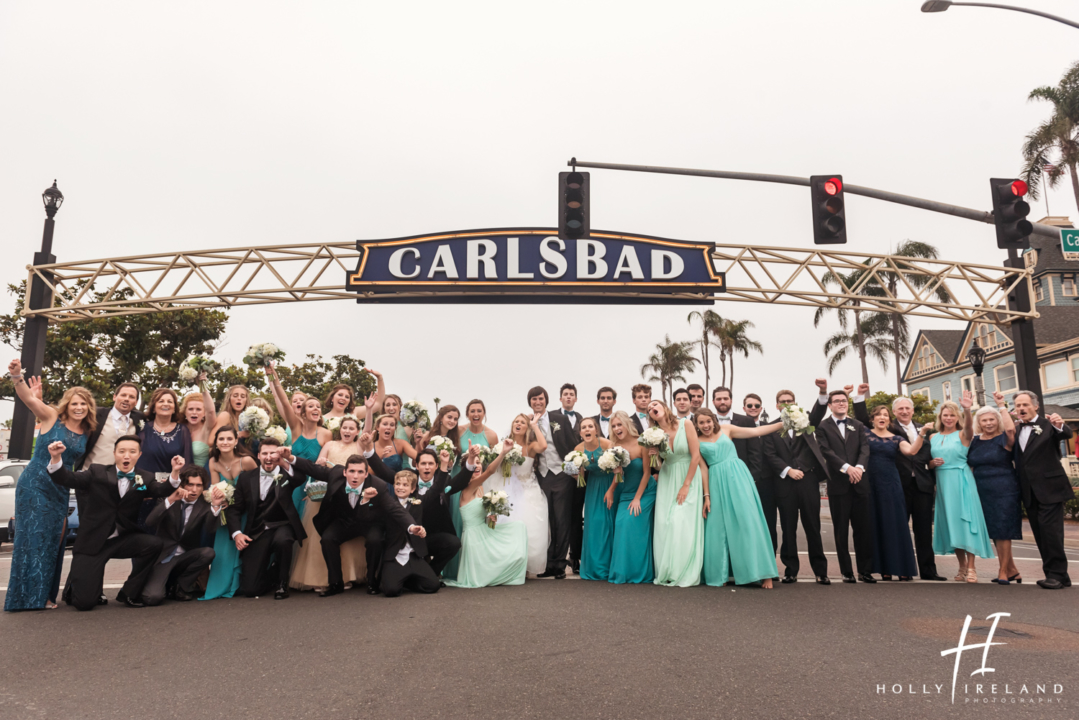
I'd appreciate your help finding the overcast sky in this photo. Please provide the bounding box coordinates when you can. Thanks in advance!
[2,1,1077,428]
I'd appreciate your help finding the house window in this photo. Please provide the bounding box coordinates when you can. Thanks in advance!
[1044,360,1069,389]
[1024,249,1038,269]
[1072,356,1079,382]
[915,343,941,372]
[1035,279,1045,302]
[975,323,999,349]
[995,364,1018,393]
[1063,275,1077,297]
[961,375,975,393]
[942,381,952,401]
[912,388,931,401]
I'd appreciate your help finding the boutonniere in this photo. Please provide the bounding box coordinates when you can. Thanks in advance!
[272,472,285,485]
[552,422,561,432]
[136,419,145,431]
[845,422,855,432]
[408,498,422,505]
[1033,426,1043,436]
[133,477,147,491]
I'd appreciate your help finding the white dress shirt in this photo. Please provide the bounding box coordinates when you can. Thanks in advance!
[597,414,612,437]
[562,408,578,429]
[396,497,413,565]
[109,407,133,435]
[715,412,733,425]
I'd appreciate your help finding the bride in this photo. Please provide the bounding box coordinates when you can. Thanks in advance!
[484,412,550,574]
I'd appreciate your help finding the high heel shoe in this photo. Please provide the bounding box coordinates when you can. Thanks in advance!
[954,569,967,582]
[966,569,978,583]
[1009,573,1022,584]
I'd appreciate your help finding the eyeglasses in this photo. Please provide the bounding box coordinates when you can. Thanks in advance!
[745,403,761,409]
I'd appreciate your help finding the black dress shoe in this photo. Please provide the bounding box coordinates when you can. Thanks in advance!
[816,576,831,585]
[842,574,856,583]
[115,590,144,608]
[781,575,797,584]
[274,585,290,600]
[858,574,877,584]
[366,586,381,595]
[553,572,566,580]
[98,594,108,606]
[318,583,344,598]
[536,570,560,578]
[571,560,581,575]
[1036,579,1064,590]
[921,573,948,581]
[173,588,196,602]
[439,581,447,588]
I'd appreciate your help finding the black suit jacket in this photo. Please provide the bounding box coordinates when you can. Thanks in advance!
[78,406,147,467]
[630,411,649,435]
[729,413,763,481]
[852,400,935,494]
[291,457,413,538]
[764,426,830,499]
[546,410,580,459]
[383,497,428,562]
[366,454,471,537]
[814,415,871,497]
[51,464,173,556]
[145,495,218,562]
[225,466,307,542]
[1014,416,1075,505]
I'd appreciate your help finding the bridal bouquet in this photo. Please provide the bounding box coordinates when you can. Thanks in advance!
[177,353,221,383]
[304,480,328,501]
[475,444,501,468]
[238,407,270,438]
[203,481,235,525]
[599,446,632,482]
[562,450,590,487]
[780,403,814,437]
[638,427,671,468]
[481,489,511,529]
[400,400,431,431]
[263,425,288,445]
[242,342,286,368]
[427,435,457,460]
[500,441,526,478]
[322,416,342,435]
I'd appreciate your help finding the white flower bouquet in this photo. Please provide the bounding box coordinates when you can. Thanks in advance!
[400,400,431,431]
[203,481,235,525]
[427,434,457,460]
[177,353,220,383]
[562,450,590,488]
[638,426,671,468]
[500,441,526,478]
[242,342,286,368]
[305,480,328,501]
[599,446,632,482]
[238,406,270,438]
[475,444,501,468]
[780,403,815,437]
[263,425,288,445]
[322,416,342,435]
[481,489,511,529]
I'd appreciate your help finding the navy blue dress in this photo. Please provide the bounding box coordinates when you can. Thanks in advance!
[5,423,86,611]
[865,432,918,577]
[967,434,1022,541]
[136,423,192,528]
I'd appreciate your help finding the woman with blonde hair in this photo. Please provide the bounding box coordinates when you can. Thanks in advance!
[930,392,995,582]
[213,384,250,437]
[5,359,97,611]
[968,391,1022,584]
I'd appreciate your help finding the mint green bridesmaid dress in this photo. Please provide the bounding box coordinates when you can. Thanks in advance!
[441,428,490,581]
[653,420,704,587]
[445,495,527,588]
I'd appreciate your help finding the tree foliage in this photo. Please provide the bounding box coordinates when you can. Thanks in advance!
[640,335,699,404]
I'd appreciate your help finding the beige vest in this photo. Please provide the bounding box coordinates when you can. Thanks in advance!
[82,416,129,469]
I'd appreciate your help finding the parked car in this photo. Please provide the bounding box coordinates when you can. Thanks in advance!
[0,460,78,545]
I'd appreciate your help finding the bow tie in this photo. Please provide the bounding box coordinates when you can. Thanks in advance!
[117,471,136,480]
[564,411,576,417]
[345,486,363,496]
[1019,421,1038,428]
[418,480,433,490]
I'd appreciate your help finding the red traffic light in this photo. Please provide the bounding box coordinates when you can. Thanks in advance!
[824,178,842,196]
[1010,179,1028,197]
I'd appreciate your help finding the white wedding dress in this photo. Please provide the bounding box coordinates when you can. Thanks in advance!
[482,456,550,574]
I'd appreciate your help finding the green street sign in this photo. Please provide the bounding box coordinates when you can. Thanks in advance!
[1062,227,1079,257]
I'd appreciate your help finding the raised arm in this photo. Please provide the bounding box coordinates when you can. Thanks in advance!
[726,421,783,439]
[45,441,92,490]
[288,453,332,482]
[991,392,1015,451]
[266,364,302,438]
[8,360,58,431]
[959,391,975,446]
[476,438,514,484]
[899,424,930,456]
[529,414,548,454]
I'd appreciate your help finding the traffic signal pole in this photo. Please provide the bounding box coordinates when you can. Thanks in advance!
[1005,248,1044,398]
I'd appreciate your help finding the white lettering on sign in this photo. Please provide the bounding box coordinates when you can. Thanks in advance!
[506,237,534,279]
[427,245,459,279]
[651,249,684,280]
[612,245,644,280]
[466,239,497,279]
[577,239,608,280]
[388,248,420,279]
[539,237,567,279]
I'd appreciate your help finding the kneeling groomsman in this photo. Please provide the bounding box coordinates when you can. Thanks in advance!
[143,465,222,604]
[381,470,440,597]
[46,436,182,610]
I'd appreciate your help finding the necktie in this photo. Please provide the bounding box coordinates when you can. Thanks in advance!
[180,501,194,533]
[418,480,433,491]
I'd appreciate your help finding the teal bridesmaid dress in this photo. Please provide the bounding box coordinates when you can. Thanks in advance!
[609,458,655,584]
[201,472,244,601]
[931,432,996,559]
[291,434,322,513]
[445,495,528,588]
[653,420,704,587]
[441,429,490,581]
[580,446,621,581]
[191,441,210,470]
[700,437,777,586]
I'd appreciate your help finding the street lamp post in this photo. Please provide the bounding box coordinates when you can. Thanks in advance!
[921,1,1079,30]
[967,345,987,407]
[9,182,63,461]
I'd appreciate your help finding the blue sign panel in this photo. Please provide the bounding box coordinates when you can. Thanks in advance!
[347,228,724,304]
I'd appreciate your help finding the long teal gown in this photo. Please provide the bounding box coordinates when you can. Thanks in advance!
[931,432,996,559]
[443,429,489,581]
[201,472,245,601]
[609,458,655,583]
[653,420,704,587]
[445,495,528,588]
[291,434,322,513]
[700,436,777,586]
[394,422,414,469]
[580,447,622,581]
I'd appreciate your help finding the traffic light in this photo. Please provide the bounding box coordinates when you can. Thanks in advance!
[810,174,846,244]
[990,178,1033,249]
[558,171,590,239]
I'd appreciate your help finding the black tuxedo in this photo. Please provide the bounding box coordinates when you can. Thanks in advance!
[813,413,872,577]
[142,496,217,604]
[630,411,649,436]
[1014,416,1074,583]
[853,400,939,578]
[368,454,471,575]
[226,465,307,596]
[50,464,173,610]
[293,457,415,590]
[539,409,579,573]
[764,426,829,578]
[380,496,441,597]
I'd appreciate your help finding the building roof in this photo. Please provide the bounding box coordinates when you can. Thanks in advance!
[1026,219,1078,276]
[1044,404,1079,422]
[921,329,964,364]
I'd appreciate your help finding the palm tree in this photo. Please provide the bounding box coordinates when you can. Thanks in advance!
[433,397,441,411]
[686,309,725,398]
[822,314,893,378]
[714,319,763,395]
[813,266,883,384]
[640,335,699,404]
[1021,60,1079,214]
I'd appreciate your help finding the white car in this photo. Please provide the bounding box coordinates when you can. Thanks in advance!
[0,459,30,541]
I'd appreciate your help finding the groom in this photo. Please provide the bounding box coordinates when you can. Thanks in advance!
[528,386,580,579]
